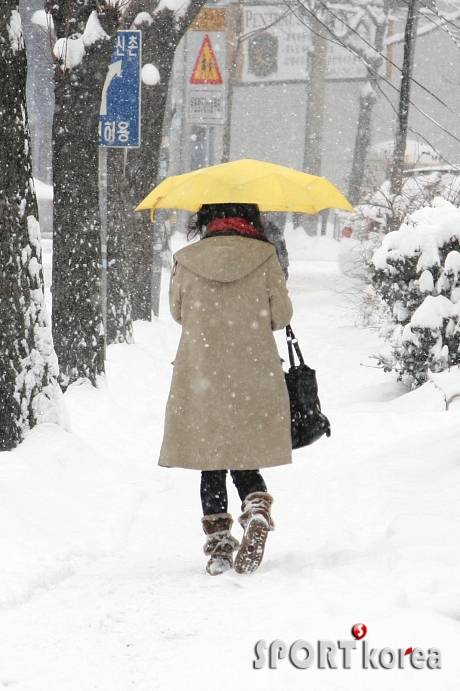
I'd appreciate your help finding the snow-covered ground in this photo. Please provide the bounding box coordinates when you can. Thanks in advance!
[1,229,459,690]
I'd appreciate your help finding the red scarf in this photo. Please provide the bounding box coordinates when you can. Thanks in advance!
[207,217,262,240]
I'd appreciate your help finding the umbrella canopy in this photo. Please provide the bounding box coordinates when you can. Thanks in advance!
[135,159,354,218]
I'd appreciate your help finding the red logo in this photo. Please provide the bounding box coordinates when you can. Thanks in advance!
[352,623,367,640]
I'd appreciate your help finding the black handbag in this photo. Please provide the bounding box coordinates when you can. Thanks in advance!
[284,324,331,449]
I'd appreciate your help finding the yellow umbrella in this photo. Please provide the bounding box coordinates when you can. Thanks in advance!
[135,159,354,219]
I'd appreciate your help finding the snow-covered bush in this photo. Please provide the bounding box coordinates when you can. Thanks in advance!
[370,198,460,388]
[341,168,460,328]
[359,167,460,234]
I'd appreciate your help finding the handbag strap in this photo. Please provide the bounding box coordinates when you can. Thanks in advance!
[286,324,305,367]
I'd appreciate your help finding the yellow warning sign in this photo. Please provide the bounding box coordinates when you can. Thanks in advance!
[190,35,223,85]
[189,9,226,32]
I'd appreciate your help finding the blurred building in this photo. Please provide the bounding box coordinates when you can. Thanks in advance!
[167,0,460,202]
[19,0,460,237]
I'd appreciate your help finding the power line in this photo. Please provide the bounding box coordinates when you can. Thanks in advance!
[410,101,460,146]
[345,43,460,167]
[398,0,460,49]
[283,0,460,146]
[308,0,460,120]
[371,68,460,168]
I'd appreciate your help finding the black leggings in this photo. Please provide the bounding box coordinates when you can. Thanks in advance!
[201,469,267,516]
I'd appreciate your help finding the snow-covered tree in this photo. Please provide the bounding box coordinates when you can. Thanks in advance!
[106,0,206,328]
[0,2,64,451]
[46,0,120,388]
[371,198,460,387]
[325,0,389,205]
[285,0,389,203]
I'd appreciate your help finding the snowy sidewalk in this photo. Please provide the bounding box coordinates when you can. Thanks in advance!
[0,237,459,690]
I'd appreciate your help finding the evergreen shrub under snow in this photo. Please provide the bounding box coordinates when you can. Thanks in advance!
[371,198,460,388]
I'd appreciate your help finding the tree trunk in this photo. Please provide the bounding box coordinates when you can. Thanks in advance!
[389,0,418,209]
[347,76,377,206]
[106,148,134,343]
[301,16,327,234]
[304,19,327,176]
[346,3,389,205]
[47,1,119,388]
[0,2,62,450]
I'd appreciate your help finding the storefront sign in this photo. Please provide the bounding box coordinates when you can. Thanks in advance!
[240,6,311,83]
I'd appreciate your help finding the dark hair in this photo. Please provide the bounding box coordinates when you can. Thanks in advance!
[187,203,267,241]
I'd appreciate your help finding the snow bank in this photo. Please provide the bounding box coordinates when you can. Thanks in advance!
[0,422,134,608]
[429,366,460,406]
[284,224,340,261]
[2,241,460,688]
[0,318,176,610]
[373,198,460,273]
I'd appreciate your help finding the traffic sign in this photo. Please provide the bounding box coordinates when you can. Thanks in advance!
[188,90,224,123]
[189,8,226,32]
[99,30,141,147]
[190,35,223,85]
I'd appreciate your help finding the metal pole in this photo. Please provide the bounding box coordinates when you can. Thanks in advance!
[222,3,241,163]
[151,213,165,318]
[98,145,108,357]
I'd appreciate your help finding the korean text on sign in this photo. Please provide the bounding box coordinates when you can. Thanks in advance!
[99,30,141,148]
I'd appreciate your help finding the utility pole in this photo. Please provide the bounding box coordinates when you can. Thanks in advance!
[389,0,419,221]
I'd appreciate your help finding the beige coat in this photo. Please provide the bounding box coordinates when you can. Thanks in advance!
[158,235,293,470]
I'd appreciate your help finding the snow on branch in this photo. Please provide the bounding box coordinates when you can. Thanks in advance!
[53,11,110,70]
[31,10,54,32]
[386,10,460,46]
[154,0,192,19]
[133,11,154,26]
[8,9,24,54]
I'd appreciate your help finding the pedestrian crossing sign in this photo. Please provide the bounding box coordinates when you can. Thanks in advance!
[190,35,223,85]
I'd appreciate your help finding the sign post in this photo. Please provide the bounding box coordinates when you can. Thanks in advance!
[186,22,226,170]
[99,30,141,352]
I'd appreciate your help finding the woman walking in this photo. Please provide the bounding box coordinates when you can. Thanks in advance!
[158,203,293,575]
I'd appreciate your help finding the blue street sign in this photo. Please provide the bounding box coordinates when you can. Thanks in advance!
[99,30,141,147]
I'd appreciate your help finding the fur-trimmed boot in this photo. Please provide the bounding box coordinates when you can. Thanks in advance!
[202,513,240,576]
[234,492,275,574]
